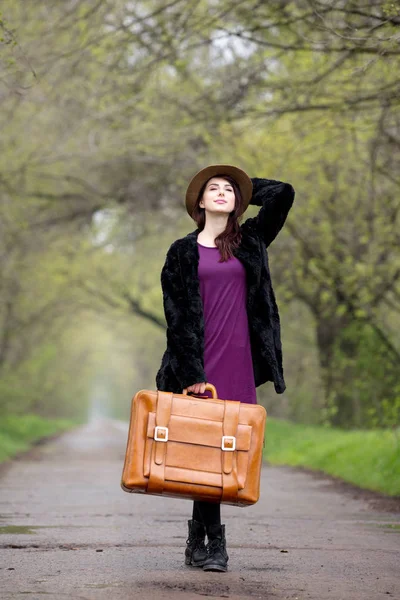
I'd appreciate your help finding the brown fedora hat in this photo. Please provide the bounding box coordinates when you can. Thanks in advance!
[185,164,253,218]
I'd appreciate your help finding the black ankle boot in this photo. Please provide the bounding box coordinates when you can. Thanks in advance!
[185,519,208,567]
[202,523,229,572]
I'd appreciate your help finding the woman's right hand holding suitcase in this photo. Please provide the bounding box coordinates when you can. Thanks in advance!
[186,382,207,394]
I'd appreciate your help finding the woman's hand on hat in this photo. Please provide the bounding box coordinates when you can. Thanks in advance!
[186,382,206,394]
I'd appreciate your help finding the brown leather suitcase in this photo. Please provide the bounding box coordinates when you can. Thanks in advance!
[121,383,267,506]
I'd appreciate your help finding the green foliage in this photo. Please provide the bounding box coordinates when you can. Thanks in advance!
[0,414,75,463]
[326,322,400,428]
[0,0,399,431]
[264,418,400,496]
[382,2,400,17]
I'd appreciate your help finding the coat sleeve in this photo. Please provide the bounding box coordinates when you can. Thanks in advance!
[160,243,207,389]
[241,177,295,248]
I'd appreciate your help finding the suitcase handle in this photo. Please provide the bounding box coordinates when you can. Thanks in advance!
[182,382,217,398]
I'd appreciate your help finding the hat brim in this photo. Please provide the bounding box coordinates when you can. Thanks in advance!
[185,164,253,218]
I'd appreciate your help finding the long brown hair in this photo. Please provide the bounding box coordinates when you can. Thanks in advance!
[191,174,244,262]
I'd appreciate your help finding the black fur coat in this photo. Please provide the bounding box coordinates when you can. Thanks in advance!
[155,177,295,395]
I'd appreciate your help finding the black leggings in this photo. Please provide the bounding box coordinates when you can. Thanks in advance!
[192,500,221,526]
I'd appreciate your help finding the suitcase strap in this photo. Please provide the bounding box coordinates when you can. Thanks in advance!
[147,392,241,502]
[147,390,173,494]
[221,400,240,503]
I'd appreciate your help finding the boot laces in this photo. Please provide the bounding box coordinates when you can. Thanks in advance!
[207,537,224,553]
[186,533,206,548]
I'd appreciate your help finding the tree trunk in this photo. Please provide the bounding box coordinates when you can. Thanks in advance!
[316,316,358,428]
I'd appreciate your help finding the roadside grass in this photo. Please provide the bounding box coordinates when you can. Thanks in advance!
[2,413,399,497]
[0,414,77,463]
[264,418,400,497]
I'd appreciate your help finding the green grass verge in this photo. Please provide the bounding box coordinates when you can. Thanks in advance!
[0,414,77,463]
[264,417,400,497]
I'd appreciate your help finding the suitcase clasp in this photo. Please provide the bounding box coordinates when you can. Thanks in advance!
[221,435,236,451]
[154,426,169,442]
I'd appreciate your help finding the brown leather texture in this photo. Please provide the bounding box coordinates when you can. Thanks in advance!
[121,385,267,506]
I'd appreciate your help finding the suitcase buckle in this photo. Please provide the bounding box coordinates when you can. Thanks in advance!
[221,435,236,451]
[154,426,169,442]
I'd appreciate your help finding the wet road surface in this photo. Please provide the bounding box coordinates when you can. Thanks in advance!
[0,418,399,599]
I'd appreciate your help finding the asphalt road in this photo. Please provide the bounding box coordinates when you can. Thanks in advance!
[0,418,399,600]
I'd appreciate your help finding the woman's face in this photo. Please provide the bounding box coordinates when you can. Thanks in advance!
[199,177,236,215]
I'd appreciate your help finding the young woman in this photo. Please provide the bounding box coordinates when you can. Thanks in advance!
[156,164,295,572]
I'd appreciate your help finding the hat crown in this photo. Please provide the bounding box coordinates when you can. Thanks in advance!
[185,164,252,218]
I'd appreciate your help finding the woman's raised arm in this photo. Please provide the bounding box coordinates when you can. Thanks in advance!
[241,177,295,248]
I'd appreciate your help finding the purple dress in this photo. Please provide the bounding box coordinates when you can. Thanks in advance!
[197,242,257,404]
